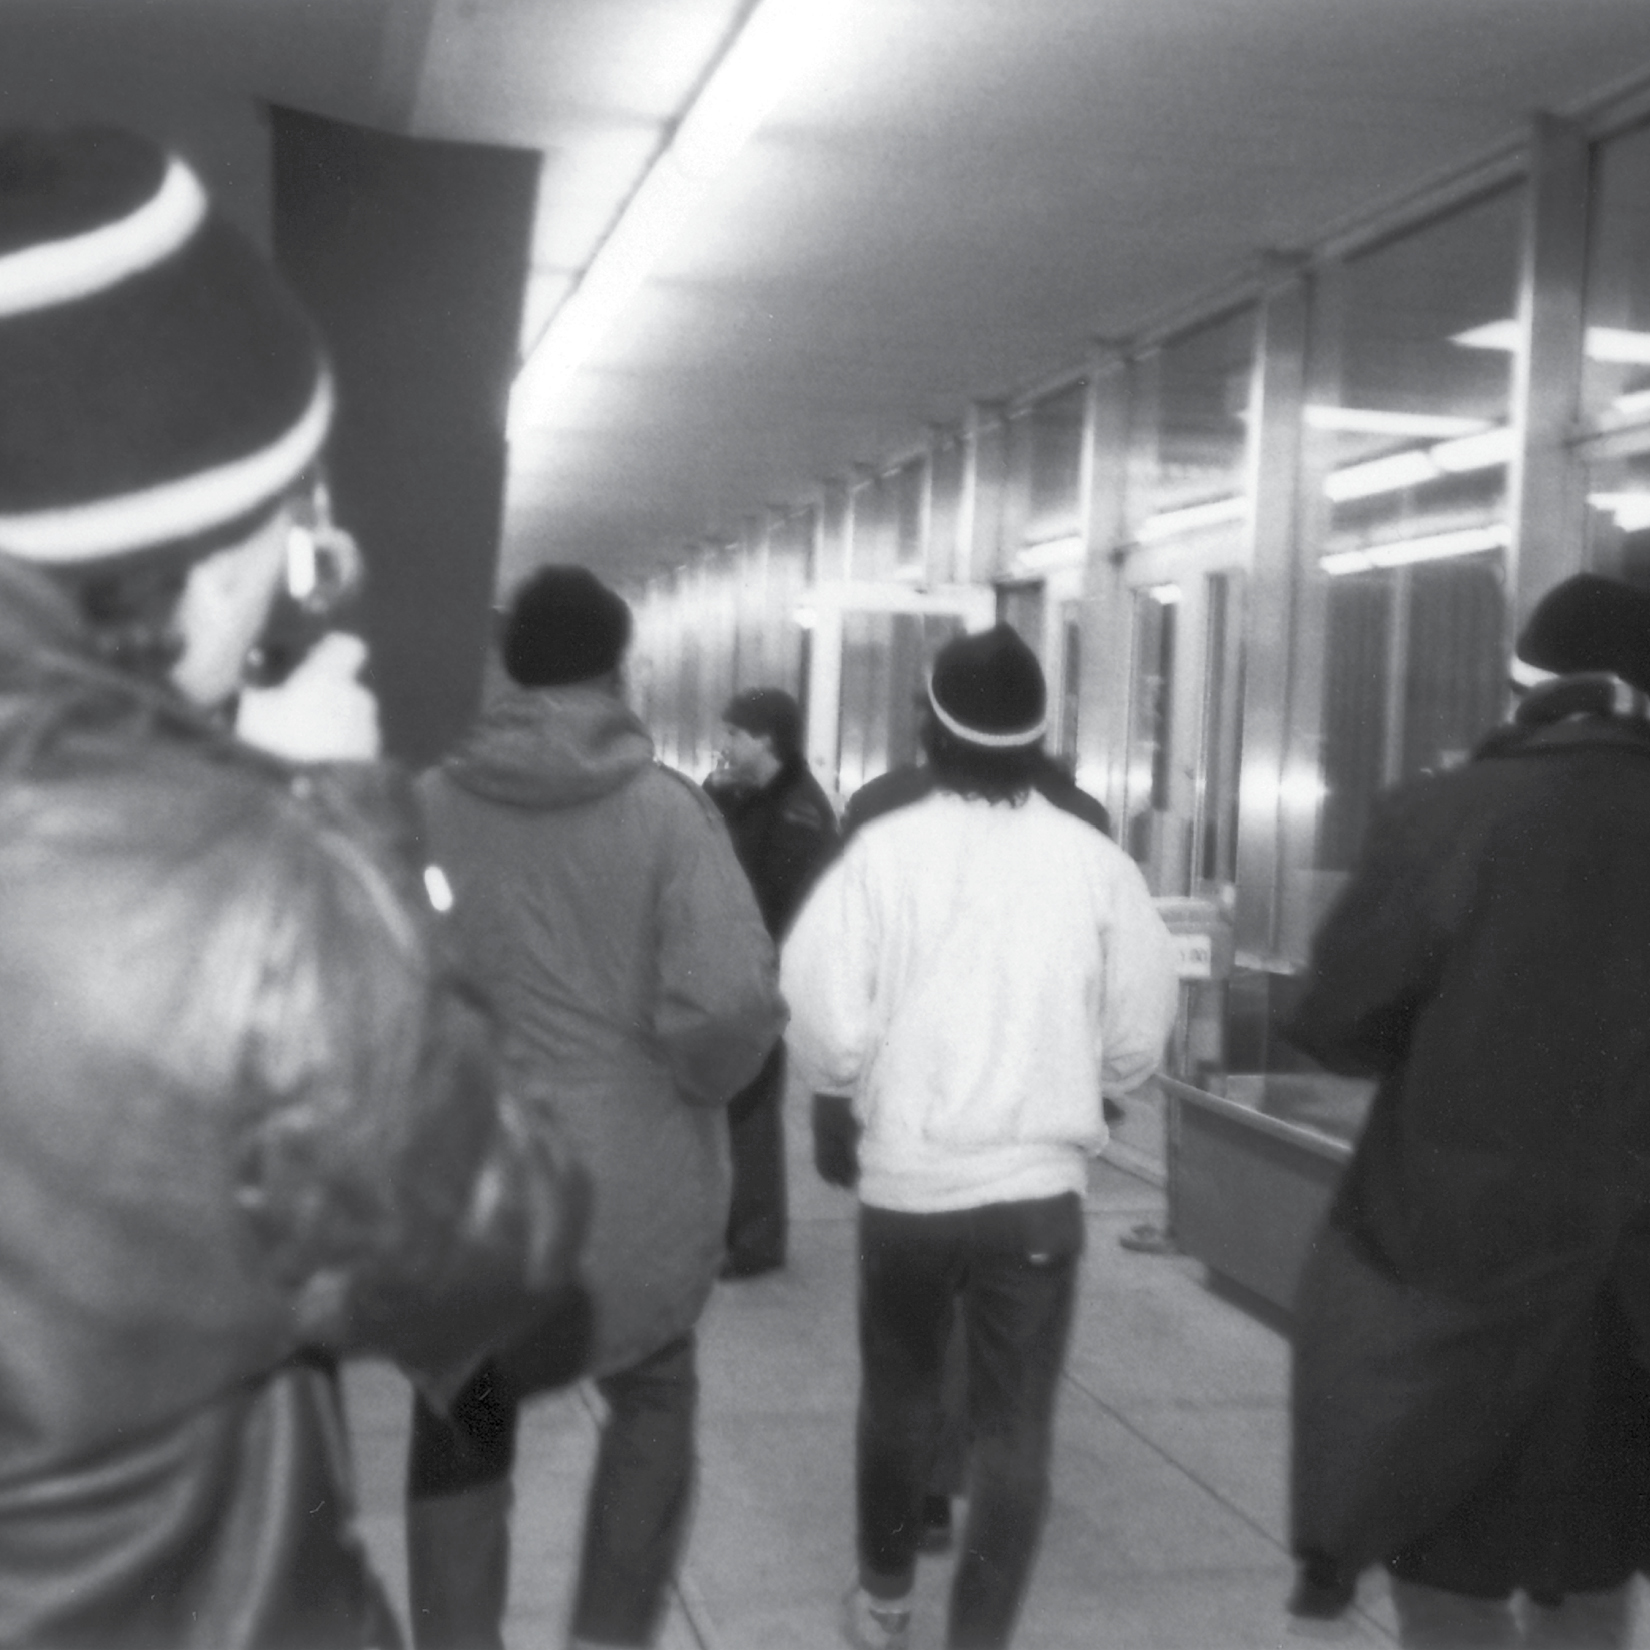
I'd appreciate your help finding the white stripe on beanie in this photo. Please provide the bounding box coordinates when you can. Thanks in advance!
[0,157,208,319]
[927,675,1047,747]
[0,372,333,563]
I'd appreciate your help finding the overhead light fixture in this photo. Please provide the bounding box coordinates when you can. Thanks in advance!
[1320,522,1511,576]
[1323,449,1440,503]
[1136,496,1247,541]
[508,0,839,433]
[1452,320,1650,364]
[1322,423,1513,503]
[1304,405,1487,439]
[1141,582,1183,605]
[1589,491,1650,533]
[1012,537,1085,574]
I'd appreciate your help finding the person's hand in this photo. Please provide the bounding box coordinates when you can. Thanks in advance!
[236,631,381,762]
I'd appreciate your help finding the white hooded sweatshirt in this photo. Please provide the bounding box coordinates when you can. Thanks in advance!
[781,786,1179,1213]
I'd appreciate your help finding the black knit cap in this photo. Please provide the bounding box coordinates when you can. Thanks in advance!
[1516,573,1650,695]
[722,687,803,762]
[927,624,1047,747]
[503,565,632,687]
[0,126,331,568]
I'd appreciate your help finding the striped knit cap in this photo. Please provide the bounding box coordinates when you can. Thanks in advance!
[0,126,332,567]
[927,624,1047,747]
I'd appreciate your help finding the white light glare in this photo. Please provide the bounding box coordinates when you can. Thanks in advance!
[1013,536,1085,574]
[509,0,837,432]
[1137,496,1247,541]
[1141,582,1183,605]
[1304,405,1486,439]
[1323,424,1513,503]
[1453,321,1650,365]
[1589,492,1650,533]
[1319,523,1511,576]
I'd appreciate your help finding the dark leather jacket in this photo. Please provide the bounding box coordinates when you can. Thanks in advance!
[0,556,584,1648]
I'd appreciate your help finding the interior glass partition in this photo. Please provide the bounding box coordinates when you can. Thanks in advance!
[1215,183,1523,1146]
[1582,119,1650,431]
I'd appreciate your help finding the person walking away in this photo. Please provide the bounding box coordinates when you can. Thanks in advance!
[782,625,1178,1650]
[808,738,1115,1555]
[0,126,586,1650]
[1285,572,1650,1648]
[404,567,785,1650]
[706,686,838,1277]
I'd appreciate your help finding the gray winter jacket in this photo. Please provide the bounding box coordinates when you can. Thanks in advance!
[419,684,784,1374]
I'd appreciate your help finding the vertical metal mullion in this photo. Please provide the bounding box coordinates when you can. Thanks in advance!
[1077,351,1133,818]
[1233,275,1309,967]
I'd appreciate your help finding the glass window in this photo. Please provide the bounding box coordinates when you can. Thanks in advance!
[1297,186,1521,900]
[1130,308,1257,538]
[1585,445,1650,582]
[892,458,925,570]
[1058,600,1082,765]
[1014,381,1087,546]
[1583,120,1650,428]
[1124,585,1179,873]
[1196,572,1245,902]
[836,609,965,796]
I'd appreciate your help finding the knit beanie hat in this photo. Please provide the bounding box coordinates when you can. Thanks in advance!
[502,565,632,686]
[927,624,1047,747]
[0,126,331,568]
[1516,573,1650,696]
[722,687,803,762]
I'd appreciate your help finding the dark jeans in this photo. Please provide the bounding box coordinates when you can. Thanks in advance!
[407,1333,699,1648]
[857,1193,1084,1650]
[724,1043,788,1274]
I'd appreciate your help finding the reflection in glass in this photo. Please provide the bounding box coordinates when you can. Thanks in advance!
[1304,187,1520,881]
[1196,572,1245,901]
[1583,120,1650,427]
[1013,381,1087,548]
[1131,308,1257,538]
[1125,585,1178,875]
[1586,447,1650,583]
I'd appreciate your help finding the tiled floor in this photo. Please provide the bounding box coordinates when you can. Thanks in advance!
[337,1086,1648,1649]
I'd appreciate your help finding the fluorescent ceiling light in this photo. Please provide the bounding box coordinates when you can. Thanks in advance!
[1013,536,1085,574]
[1589,491,1650,533]
[1611,388,1650,420]
[1304,405,1487,438]
[508,0,838,433]
[1322,423,1513,502]
[1320,522,1511,576]
[1452,320,1650,364]
[1137,496,1247,541]
[1323,449,1440,503]
[1429,425,1515,473]
[1141,582,1183,604]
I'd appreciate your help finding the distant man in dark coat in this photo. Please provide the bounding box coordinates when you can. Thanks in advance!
[1285,573,1650,1649]
[706,687,839,1276]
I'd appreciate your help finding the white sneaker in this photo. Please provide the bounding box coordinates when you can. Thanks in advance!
[840,1584,912,1650]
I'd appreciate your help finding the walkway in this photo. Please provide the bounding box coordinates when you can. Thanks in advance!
[340,1086,1640,1649]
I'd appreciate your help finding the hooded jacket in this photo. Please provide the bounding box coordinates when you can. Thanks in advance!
[419,685,784,1375]
[0,555,584,1649]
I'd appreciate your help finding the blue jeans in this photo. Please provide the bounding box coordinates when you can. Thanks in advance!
[856,1193,1084,1650]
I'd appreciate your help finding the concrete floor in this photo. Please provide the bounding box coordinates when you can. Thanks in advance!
[336,1088,1649,1650]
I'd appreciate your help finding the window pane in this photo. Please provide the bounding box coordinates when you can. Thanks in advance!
[1583,119,1650,428]
[1301,187,1520,884]
[1131,308,1257,536]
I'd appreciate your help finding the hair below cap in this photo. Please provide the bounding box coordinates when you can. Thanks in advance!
[0,126,331,566]
[927,625,1047,747]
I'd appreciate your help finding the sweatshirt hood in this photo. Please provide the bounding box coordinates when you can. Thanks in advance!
[442,685,655,809]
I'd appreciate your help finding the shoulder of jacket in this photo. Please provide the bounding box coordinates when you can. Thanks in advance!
[649,760,732,826]
[843,765,934,838]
